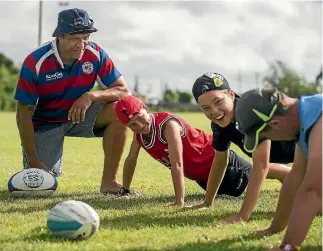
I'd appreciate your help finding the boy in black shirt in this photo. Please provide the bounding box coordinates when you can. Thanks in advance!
[187,72,295,224]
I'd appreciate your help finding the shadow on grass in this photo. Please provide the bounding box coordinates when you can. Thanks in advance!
[19,226,93,244]
[7,226,322,251]
[17,231,262,249]
[98,210,275,230]
[0,189,246,214]
[121,234,322,251]
[121,234,263,251]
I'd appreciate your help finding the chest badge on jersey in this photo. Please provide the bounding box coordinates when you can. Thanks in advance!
[82,61,94,74]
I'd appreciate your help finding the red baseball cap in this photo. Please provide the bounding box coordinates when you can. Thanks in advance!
[115,96,144,124]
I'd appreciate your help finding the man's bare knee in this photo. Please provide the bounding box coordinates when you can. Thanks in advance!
[95,102,119,127]
[103,120,127,142]
[110,119,127,130]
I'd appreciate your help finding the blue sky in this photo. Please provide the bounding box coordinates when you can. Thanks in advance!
[0,1,322,99]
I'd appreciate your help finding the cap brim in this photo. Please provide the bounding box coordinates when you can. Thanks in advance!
[243,132,259,153]
[52,27,60,37]
[243,122,267,153]
[69,27,98,35]
[52,27,98,37]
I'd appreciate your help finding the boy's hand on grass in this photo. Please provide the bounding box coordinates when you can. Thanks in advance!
[167,201,184,209]
[220,215,246,224]
[183,202,210,211]
[256,226,281,237]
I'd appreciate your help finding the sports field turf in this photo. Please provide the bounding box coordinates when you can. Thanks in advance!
[0,112,321,251]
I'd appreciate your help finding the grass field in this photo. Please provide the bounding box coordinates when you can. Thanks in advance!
[0,112,321,251]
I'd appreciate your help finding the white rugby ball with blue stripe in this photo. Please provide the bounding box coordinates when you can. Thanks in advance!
[8,168,58,197]
[47,200,100,240]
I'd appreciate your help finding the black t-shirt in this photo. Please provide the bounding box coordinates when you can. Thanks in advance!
[211,99,295,164]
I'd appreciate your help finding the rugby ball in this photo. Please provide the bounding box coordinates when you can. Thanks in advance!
[8,168,58,197]
[47,200,100,240]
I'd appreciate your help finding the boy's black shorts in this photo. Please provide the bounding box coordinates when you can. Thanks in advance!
[196,150,252,197]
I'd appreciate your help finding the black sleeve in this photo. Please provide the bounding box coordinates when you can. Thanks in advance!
[211,122,231,151]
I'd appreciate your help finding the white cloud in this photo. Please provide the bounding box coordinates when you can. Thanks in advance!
[267,1,299,17]
[0,0,321,98]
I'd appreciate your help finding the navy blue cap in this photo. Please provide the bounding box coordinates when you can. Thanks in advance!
[52,8,98,37]
[235,88,282,153]
[192,72,231,102]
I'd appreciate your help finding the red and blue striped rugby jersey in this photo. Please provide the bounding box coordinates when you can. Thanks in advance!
[14,39,122,132]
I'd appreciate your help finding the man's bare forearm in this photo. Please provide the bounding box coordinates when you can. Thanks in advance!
[88,85,131,103]
[269,167,305,232]
[16,103,39,164]
[283,186,321,246]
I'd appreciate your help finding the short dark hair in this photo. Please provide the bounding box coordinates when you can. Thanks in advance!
[262,88,288,115]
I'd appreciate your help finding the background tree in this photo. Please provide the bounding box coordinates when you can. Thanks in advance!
[177,91,192,104]
[162,85,178,103]
[0,53,19,111]
[315,66,322,84]
[263,60,321,97]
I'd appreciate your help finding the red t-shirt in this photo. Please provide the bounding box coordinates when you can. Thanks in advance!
[136,112,215,182]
